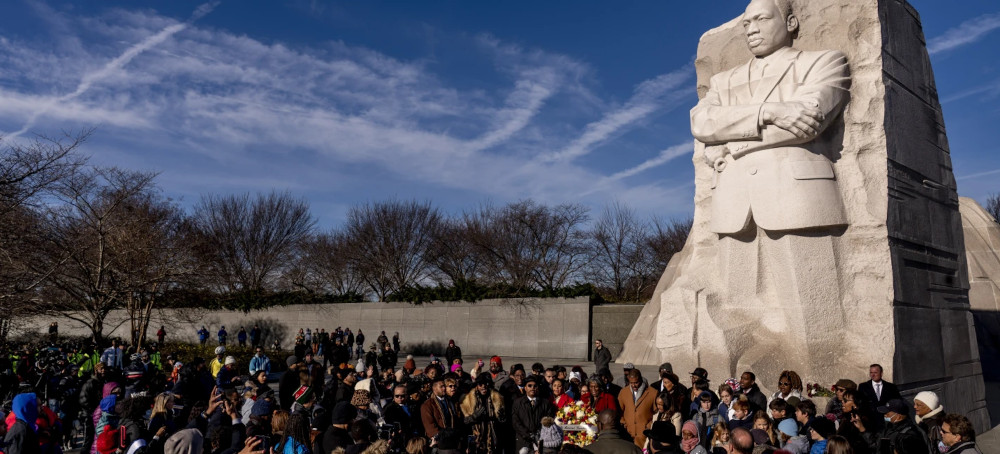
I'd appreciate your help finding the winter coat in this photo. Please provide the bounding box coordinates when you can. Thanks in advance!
[593,347,612,372]
[738,385,767,413]
[4,393,41,454]
[445,346,462,367]
[618,384,658,448]
[277,437,310,454]
[781,435,810,454]
[916,407,945,448]
[421,396,459,439]
[510,396,556,453]
[946,441,983,454]
[861,418,931,454]
[585,429,643,454]
[460,390,505,454]
[583,392,620,415]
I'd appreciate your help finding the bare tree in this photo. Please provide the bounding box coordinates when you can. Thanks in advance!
[343,199,441,301]
[192,191,315,293]
[114,192,199,348]
[465,200,590,291]
[648,217,693,273]
[425,218,483,286]
[987,193,1000,224]
[586,202,658,302]
[287,230,366,298]
[0,132,89,339]
[38,167,160,343]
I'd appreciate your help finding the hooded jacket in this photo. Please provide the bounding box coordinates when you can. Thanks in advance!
[4,393,41,454]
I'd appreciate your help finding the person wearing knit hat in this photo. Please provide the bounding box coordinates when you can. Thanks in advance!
[403,355,416,374]
[777,417,809,454]
[914,390,945,448]
[291,385,315,413]
[806,417,835,452]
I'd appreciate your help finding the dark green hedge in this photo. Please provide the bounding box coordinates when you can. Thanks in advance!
[388,280,603,304]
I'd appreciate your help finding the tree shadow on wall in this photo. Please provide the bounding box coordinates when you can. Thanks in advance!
[246,317,287,349]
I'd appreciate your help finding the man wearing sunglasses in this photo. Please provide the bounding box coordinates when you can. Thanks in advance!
[383,384,417,438]
[512,376,556,454]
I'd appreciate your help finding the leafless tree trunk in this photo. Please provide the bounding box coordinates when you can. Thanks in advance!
[426,218,483,286]
[343,199,441,301]
[586,202,657,302]
[287,230,366,298]
[192,191,314,293]
[465,200,590,291]
[39,167,159,343]
[0,131,89,341]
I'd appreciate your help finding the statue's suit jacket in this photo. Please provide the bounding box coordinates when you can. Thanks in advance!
[690,46,851,234]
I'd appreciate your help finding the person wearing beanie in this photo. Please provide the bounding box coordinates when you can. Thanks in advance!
[680,420,708,454]
[807,417,835,454]
[403,355,416,374]
[914,391,945,448]
[777,418,808,454]
[216,356,240,388]
[488,356,509,389]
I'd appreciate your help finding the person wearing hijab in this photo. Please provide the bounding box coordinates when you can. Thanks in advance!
[4,393,41,454]
[681,420,708,454]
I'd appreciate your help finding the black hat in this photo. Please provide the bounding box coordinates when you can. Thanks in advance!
[689,367,708,380]
[876,398,909,415]
[808,417,836,439]
[331,401,357,425]
[475,372,494,387]
[524,375,540,385]
[643,421,680,445]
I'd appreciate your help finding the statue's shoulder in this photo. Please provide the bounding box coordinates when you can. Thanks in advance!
[795,48,849,66]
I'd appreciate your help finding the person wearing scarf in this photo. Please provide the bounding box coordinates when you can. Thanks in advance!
[681,420,708,454]
[4,393,41,454]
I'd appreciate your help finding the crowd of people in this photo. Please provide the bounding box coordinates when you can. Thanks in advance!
[0,331,986,454]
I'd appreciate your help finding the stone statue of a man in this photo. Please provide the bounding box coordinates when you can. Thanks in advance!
[688,0,852,376]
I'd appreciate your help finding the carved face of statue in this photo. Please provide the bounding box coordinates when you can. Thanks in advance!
[742,0,797,57]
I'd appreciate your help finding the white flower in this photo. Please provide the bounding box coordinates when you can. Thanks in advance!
[576,410,585,419]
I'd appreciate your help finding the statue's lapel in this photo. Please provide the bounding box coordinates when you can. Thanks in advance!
[729,61,753,104]
[751,49,800,104]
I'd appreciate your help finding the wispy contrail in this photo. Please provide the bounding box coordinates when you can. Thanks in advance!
[8,1,221,139]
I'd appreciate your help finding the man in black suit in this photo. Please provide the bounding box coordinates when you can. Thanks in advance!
[858,363,901,414]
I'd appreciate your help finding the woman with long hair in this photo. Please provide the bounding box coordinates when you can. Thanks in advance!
[549,379,573,409]
[148,393,177,439]
[275,412,312,454]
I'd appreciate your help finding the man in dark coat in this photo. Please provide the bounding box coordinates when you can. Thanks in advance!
[383,384,419,438]
[421,377,458,439]
[593,340,612,373]
[858,363,901,414]
[584,409,642,454]
[738,371,767,413]
[855,399,931,454]
[511,376,556,454]
[313,402,356,454]
[4,393,41,454]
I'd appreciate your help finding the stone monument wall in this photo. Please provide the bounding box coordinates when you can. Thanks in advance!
[16,297,593,360]
[619,0,989,430]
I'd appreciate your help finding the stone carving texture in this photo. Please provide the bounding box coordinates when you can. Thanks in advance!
[620,0,988,429]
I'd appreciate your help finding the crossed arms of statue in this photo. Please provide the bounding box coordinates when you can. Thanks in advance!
[690,50,850,165]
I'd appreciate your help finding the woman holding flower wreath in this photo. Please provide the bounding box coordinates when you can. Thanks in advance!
[582,378,619,414]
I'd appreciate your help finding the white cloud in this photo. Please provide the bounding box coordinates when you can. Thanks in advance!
[605,142,694,182]
[0,3,697,222]
[928,12,1000,55]
[540,65,694,163]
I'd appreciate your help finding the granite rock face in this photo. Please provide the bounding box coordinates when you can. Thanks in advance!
[619,0,989,430]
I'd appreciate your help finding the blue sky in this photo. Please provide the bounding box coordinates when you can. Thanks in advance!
[0,1,998,228]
